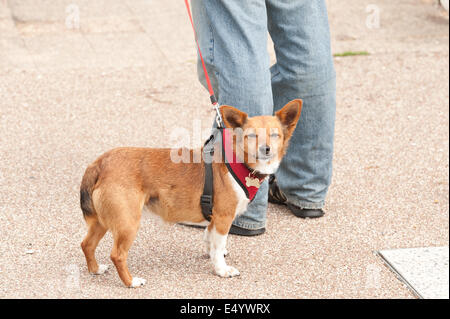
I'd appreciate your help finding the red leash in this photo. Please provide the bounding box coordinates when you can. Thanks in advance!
[184,1,267,218]
[184,0,223,126]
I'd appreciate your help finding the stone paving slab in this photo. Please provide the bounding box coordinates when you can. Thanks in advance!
[379,247,449,299]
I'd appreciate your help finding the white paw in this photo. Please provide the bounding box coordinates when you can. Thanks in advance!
[216,266,240,278]
[92,264,109,275]
[223,249,229,257]
[129,277,146,288]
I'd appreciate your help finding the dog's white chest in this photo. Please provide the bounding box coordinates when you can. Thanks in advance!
[227,172,250,217]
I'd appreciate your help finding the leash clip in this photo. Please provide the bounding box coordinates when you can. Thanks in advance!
[213,104,223,128]
[210,95,223,128]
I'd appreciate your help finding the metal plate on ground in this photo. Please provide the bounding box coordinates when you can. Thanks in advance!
[379,247,449,299]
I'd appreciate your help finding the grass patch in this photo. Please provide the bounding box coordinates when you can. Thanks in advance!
[333,51,370,57]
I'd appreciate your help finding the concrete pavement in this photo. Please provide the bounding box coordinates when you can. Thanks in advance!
[0,0,448,298]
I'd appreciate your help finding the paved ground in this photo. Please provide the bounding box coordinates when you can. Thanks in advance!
[0,0,448,298]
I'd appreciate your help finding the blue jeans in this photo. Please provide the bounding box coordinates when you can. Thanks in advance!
[192,0,336,230]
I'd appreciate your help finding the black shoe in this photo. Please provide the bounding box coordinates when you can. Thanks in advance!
[287,203,325,219]
[268,175,287,205]
[269,175,325,219]
[179,223,266,237]
[228,225,266,236]
[178,223,205,229]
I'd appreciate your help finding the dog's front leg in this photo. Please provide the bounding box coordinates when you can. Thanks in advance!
[204,227,228,257]
[203,227,211,255]
[208,220,239,278]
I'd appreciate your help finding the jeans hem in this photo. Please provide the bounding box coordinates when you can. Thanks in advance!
[232,220,266,230]
[286,196,325,210]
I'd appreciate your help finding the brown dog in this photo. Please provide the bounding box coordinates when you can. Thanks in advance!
[80,99,302,287]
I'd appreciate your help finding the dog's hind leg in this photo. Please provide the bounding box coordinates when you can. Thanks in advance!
[81,216,108,274]
[110,221,144,288]
[92,186,146,287]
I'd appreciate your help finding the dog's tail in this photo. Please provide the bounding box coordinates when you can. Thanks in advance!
[80,160,101,218]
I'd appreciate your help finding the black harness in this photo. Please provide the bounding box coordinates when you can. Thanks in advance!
[199,128,268,221]
[200,130,218,222]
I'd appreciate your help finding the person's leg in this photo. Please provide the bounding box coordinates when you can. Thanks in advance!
[191,0,273,231]
[267,0,336,211]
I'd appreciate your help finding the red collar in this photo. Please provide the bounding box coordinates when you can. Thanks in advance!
[221,128,268,201]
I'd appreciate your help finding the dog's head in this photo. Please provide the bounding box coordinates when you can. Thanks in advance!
[220,99,302,174]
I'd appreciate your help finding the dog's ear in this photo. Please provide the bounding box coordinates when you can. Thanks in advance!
[220,105,248,129]
[275,99,303,140]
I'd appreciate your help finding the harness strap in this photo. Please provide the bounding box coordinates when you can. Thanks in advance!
[201,162,213,221]
[200,132,217,221]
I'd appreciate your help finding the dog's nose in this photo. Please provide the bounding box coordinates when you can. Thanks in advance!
[259,145,271,156]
